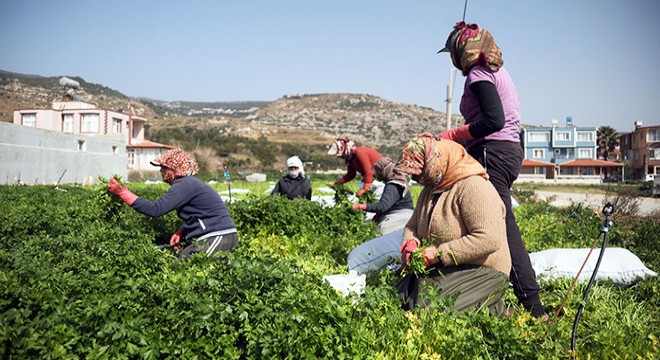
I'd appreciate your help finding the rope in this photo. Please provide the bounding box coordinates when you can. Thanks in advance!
[549,235,600,324]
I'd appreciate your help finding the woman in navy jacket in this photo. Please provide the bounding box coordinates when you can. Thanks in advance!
[108,148,238,258]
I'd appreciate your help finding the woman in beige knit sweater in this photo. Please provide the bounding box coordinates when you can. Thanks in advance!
[396,133,511,316]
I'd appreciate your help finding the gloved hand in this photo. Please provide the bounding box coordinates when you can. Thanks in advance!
[169,228,184,250]
[329,181,336,187]
[440,124,473,143]
[356,183,372,198]
[352,203,367,211]
[400,238,420,268]
[107,178,139,206]
[422,246,440,267]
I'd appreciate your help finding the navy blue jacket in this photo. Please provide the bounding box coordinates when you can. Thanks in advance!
[131,176,235,240]
[364,182,413,216]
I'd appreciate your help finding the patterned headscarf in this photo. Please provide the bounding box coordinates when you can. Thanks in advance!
[439,22,503,76]
[373,156,409,196]
[327,137,356,160]
[150,148,200,181]
[396,133,488,191]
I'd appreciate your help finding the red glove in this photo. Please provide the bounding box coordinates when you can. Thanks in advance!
[169,228,184,250]
[400,238,420,268]
[422,246,440,267]
[352,203,367,211]
[107,178,138,206]
[440,124,473,143]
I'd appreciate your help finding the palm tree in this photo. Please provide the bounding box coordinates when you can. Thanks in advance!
[597,126,619,160]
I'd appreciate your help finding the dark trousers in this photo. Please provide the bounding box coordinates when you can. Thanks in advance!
[468,140,546,317]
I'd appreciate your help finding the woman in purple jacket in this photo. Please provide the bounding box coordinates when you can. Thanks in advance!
[438,22,546,318]
[108,148,238,258]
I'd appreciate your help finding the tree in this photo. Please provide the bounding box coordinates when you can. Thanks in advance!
[597,126,619,160]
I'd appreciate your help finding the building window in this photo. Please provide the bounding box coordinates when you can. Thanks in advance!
[651,149,659,160]
[22,113,36,127]
[577,132,593,141]
[113,118,122,134]
[533,149,545,158]
[112,145,119,155]
[81,113,100,133]
[556,131,571,141]
[567,148,574,158]
[529,132,550,142]
[128,151,135,166]
[77,140,86,151]
[578,148,592,158]
[648,129,659,142]
[62,114,74,133]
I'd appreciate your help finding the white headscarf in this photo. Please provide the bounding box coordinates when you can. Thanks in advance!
[286,156,304,178]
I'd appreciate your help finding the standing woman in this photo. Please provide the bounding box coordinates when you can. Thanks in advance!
[352,157,414,235]
[107,148,238,258]
[438,22,546,318]
[327,137,384,198]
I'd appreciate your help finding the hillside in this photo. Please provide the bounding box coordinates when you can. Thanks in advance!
[1,69,462,171]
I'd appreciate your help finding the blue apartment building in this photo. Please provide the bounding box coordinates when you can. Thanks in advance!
[520,118,622,182]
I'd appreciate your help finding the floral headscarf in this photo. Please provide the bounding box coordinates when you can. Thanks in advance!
[396,133,487,191]
[439,22,503,76]
[150,148,199,182]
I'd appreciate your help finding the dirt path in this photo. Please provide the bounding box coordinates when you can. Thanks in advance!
[533,191,660,216]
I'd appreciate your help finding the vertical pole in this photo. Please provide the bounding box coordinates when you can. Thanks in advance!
[445,69,453,131]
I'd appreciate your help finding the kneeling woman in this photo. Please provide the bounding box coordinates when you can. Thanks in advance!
[397,133,511,316]
[108,148,238,258]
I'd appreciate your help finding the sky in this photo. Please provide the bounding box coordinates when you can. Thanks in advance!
[1,0,659,133]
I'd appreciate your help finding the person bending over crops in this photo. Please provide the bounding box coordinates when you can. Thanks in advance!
[327,137,384,198]
[396,133,511,316]
[271,156,312,200]
[351,157,414,235]
[107,148,238,258]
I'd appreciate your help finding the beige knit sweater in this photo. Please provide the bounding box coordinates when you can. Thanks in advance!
[402,175,511,275]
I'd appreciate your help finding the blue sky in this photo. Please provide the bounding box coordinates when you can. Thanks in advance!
[1,0,658,133]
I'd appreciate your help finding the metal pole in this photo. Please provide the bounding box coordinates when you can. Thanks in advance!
[445,69,454,131]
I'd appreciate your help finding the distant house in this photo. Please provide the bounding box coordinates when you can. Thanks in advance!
[10,100,172,182]
[519,118,623,184]
[618,121,660,180]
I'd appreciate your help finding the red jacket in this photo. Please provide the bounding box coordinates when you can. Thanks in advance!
[336,147,384,190]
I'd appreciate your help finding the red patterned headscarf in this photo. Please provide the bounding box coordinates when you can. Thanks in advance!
[439,22,503,76]
[150,148,199,181]
[396,133,487,191]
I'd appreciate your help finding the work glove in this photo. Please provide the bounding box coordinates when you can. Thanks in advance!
[352,203,367,211]
[399,238,420,268]
[329,181,336,187]
[169,228,184,250]
[440,124,473,143]
[421,246,440,267]
[107,178,139,206]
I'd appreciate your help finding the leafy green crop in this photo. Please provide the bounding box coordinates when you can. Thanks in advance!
[0,184,658,359]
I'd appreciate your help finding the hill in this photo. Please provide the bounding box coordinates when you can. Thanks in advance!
[1,69,462,172]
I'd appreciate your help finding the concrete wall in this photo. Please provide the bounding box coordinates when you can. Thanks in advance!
[0,122,126,185]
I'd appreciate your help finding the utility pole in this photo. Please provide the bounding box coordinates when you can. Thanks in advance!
[445,68,455,131]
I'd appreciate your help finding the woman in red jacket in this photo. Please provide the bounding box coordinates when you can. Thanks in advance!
[327,137,384,198]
